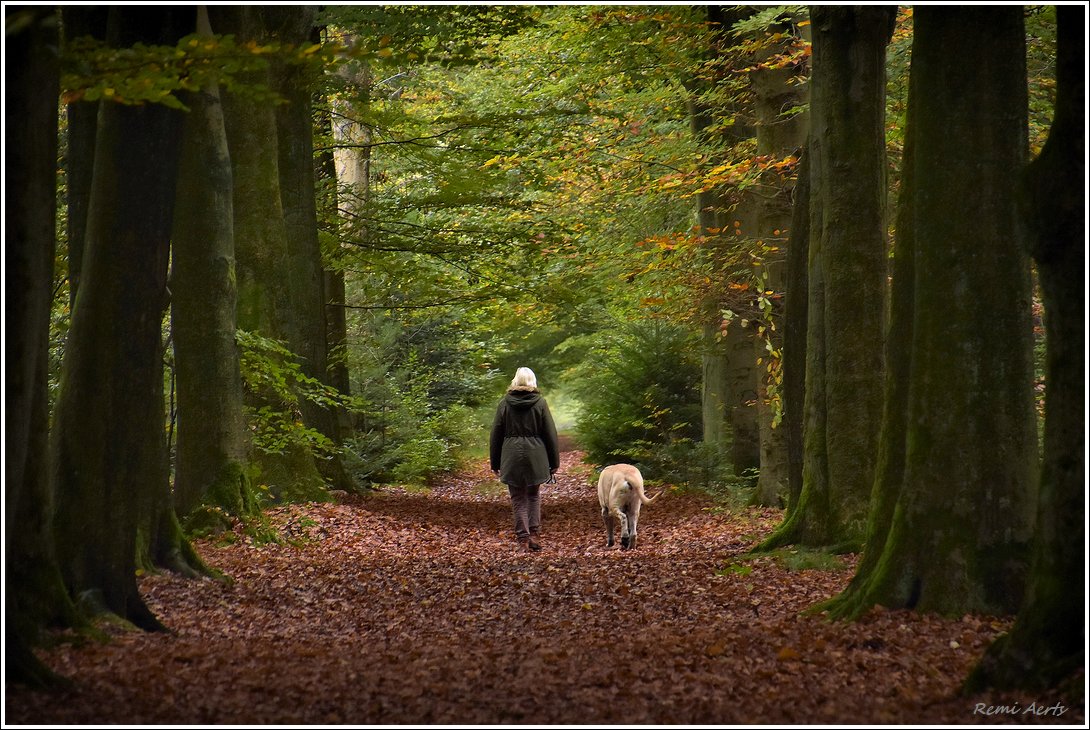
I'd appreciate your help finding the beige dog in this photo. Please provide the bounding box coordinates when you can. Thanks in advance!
[597,463,659,550]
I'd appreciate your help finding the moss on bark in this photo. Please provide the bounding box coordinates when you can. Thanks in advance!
[756,7,894,551]
[822,7,1037,620]
[967,5,1084,691]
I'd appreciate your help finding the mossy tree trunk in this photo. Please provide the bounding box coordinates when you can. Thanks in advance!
[213,5,327,501]
[51,6,192,630]
[967,5,1084,691]
[5,6,80,687]
[822,6,1037,618]
[170,6,256,544]
[268,6,355,492]
[758,6,894,551]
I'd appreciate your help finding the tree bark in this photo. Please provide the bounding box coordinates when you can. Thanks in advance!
[968,5,1084,690]
[213,5,328,501]
[692,5,761,477]
[51,5,192,630]
[170,6,256,531]
[269,6,355,492]
[823,6,1037,617]
[5,5,79,687]
[748,21,808,507]
[60,6,108,306]
[758,6,894,550]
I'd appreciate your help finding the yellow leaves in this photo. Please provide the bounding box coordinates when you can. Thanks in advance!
[480,153,522,171]
[705,642,726,658]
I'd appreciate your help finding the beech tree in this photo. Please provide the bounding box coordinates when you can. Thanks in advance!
[691,7,761,480]
[212,5,331,500]
[269,6,355,492]
[823,6,1037,617]
[59,6,107,306]
[5,5,78,686]
[170,7,256,532]
[968,4,1085,690]
[51,5,192,629]
[758,6,894,551]
[744,11,808,507]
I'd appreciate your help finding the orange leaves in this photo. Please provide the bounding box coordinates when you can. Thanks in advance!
[655,153,802,201]
[6,450,1060,726]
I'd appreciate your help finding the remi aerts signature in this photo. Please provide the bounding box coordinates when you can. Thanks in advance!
[973,701,1070,718]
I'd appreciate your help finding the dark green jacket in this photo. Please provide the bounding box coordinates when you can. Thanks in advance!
[489,389,560,488]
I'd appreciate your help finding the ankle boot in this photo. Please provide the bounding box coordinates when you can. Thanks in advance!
[528,535,542,551]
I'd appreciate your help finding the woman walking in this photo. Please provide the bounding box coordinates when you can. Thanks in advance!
[490,367,560,551]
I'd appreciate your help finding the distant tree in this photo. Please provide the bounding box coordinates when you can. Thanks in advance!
[779,143,809,517]
[51,5,192,629]
[691,6,762,480]
[968,4,1085,690]
[823,6,1037,618]
[758,6,895,551]
[5,5,78,686]
[743,11,808,507]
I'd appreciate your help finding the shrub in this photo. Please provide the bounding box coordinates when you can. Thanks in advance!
[567,320,705,475]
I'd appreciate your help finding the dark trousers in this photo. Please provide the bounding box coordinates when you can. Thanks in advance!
[507,484,541,540]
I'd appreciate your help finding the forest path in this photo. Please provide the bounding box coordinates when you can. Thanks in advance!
[7,451,1077,725]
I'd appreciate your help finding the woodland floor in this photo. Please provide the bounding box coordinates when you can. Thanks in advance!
[6,447,1084,726]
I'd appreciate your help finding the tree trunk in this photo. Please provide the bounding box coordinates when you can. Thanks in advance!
[5,6,79,687]
[213,5,328,501]
[692,5,760,478]
[319,101,353,416]
[780,144,809,518]
[822,70,918,619]
[170,6,256,532]
[51,5,192,630]
[967,5,1084,690]
[749,22,808,507]
[758,6,894,550]
[60,6,108,306]
[822,6,1037,617]
[268,6,355,492]
[327,50,375,429]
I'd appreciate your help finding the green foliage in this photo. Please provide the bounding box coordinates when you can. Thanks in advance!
[344,313,497,486]
[237,330,358,458]
[566,320,704,476]
[61,32,334,109]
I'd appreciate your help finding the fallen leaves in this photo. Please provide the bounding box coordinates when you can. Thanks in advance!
[5,450,1082,725]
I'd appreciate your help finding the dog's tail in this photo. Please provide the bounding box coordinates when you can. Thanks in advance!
[633,479,661,505]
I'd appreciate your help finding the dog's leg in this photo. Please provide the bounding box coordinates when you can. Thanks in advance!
[628,501,640,550]
[601,505,614,547]
[613,506,630,550]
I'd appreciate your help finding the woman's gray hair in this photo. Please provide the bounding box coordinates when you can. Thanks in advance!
[509,366,538,391]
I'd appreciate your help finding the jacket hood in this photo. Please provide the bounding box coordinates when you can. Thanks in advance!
[505,390,541,410]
